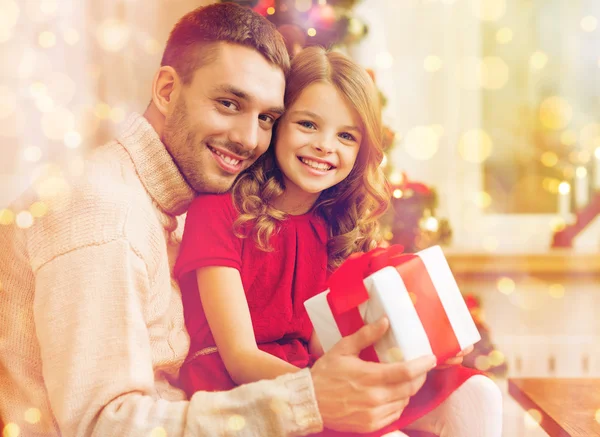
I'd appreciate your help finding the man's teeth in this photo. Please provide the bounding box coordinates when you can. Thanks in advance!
[300,157,332,171]
[213,148,240,166]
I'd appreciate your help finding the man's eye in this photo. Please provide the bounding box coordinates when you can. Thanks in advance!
[219,100,236,110]
[259,114,275,124]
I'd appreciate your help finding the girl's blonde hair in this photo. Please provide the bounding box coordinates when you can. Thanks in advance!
[232,46,390,270]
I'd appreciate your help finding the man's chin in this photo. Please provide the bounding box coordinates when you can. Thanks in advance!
[191,176,236,195]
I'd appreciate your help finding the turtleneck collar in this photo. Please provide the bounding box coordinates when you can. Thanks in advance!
[117,113,196,216]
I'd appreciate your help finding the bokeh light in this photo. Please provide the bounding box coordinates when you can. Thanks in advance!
[375,52,394,69]
[541,151,558,167]
[474,191,492,208]
[295,0,312,12]
[458,129,493,163]
[496,27,513,44]
[539,96,572,130]
[558,181,571,195]
[581,16,598,32]
[475,355,491,370]
[0,0,20,36]
[64,131,82,149]
[267,7,275,15]
[97,19,131,52]
[482,236,499,252]
[0,209,15,226]
[38,31,57,48]
[24,407,41,424]
[479,56,509,89]
[474,0,506,21]
[150,427,167,437]
[581,123,600,149]
[393,189,403,199]
[530,51,548,70]
[42,107,75,141]
[227,415,246,431]
[489,350,505,366]
[548,284,565,299]
[560,129,577,146]
[16,211,34,229]
[497,277,515,295]
[404,126,439,160]
[3,423,20,437]
[524,408,542,429]
[29,202,48,218]
[23,146,43,163]
[63,28,80,45]
[424,55,443,72]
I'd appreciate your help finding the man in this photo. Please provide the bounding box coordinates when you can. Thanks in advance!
[0,3,436,436]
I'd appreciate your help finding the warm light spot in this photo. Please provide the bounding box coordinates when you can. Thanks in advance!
[63,28,79,45]
[576,166,587,179]
[110,107,126,123]
[579,149,592,164]
[295,0,312,12]
[474,0,506,21]
[383,230,394,240]
[42,107,75,141]
[269,397,288,415]
[95,102,111,119]
[24,407,41,424]
[404,126,439,160]
[596,148,600,159]
[35,95,54,113]
[64,131,82,149]
[430,124,444,137]
[550,217,566,232]
[496,27,513,44]
[38,31,56,48]
[143,38,161,55]
[541,151,558,167]
[0,209,15,226]
[150,427,167,437]
[474,191,492,208]
[387,347,404,363]
[97,19,130,52]
[424,55,443,72]
[29,82,47,99]
[595,409,600,424]
[560,129,577,146]
[482,236,498,252]
[458,129,493,163]
[3,423,20,437]
[0,0,20,31]
[380,154,388,168]
[393,189,403,199]
[389,172,404,185]
[23,146,42,163]
[267,7,275,15]
[375,52,394,69]
[544,178,561,194]
[422,216,439,232]
[348,18,364,36]
[558,181,571,195]
[530,51,548,70]
[40,0,58,16]
[0,86,16,119]
[479,56,509,90]
[474,355,491,371]
[581,15,598,32]
[548,284,565,299]
[227,415,246,431]
[307,28,316,37]
[539,96,572,130]
[16,211,34,229]
[318,0,327,5]
[524,408,542,429]
[488,350,505,366]
[29,202,48,218]
[497,277,515,295]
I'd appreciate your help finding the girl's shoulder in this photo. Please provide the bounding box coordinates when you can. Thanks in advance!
[188,193,237,217]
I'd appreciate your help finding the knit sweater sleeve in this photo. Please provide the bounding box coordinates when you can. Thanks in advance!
[31,189,322,436]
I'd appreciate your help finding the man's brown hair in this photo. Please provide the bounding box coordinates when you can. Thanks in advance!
[161,2,290,84]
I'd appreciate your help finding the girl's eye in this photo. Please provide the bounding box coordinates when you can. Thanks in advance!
[298,120,316,129]
[339,132,357,142]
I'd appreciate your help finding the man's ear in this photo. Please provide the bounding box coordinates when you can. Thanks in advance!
[151,66,180,116]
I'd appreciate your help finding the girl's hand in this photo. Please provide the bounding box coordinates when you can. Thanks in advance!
[436,345,474,369]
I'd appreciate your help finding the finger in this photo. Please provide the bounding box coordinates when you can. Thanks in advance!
[443,356,463,366]
[381,355,436,385]
[368,399,410,431]
[333,317,389,356]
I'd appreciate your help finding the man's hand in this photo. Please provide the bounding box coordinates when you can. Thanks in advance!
[436,345,474,369]
[310,318,437,433]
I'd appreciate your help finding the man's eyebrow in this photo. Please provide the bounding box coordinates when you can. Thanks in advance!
[215,84,284,115]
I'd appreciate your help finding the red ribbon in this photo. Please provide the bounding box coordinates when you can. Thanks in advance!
[326,245,461,364]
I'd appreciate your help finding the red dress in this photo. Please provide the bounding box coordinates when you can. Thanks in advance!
[175,194,481,436]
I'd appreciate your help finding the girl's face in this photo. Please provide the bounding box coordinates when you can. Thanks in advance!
[275,82,362,197]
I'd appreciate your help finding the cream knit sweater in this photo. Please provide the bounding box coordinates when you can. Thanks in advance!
[0,114,322,437]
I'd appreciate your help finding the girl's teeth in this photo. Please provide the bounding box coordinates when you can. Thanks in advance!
[301,158,331,171]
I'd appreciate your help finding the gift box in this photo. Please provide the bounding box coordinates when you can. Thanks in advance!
[304,245,480,364]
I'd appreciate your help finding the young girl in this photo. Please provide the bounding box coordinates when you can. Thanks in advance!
[175,47,502,436]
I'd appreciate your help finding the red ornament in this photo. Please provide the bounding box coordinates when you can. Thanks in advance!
[254,0,275,16]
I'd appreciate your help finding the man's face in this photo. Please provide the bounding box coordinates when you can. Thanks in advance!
[162,43,286,194]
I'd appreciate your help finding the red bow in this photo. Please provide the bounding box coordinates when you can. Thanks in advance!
[326,245,461,364]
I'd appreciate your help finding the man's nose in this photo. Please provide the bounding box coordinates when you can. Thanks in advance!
[230,116,260,153]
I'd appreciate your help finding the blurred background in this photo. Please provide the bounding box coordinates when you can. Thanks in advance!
[1,0,599,435]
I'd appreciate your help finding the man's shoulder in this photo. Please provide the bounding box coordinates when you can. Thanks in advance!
[26,144,156,271]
